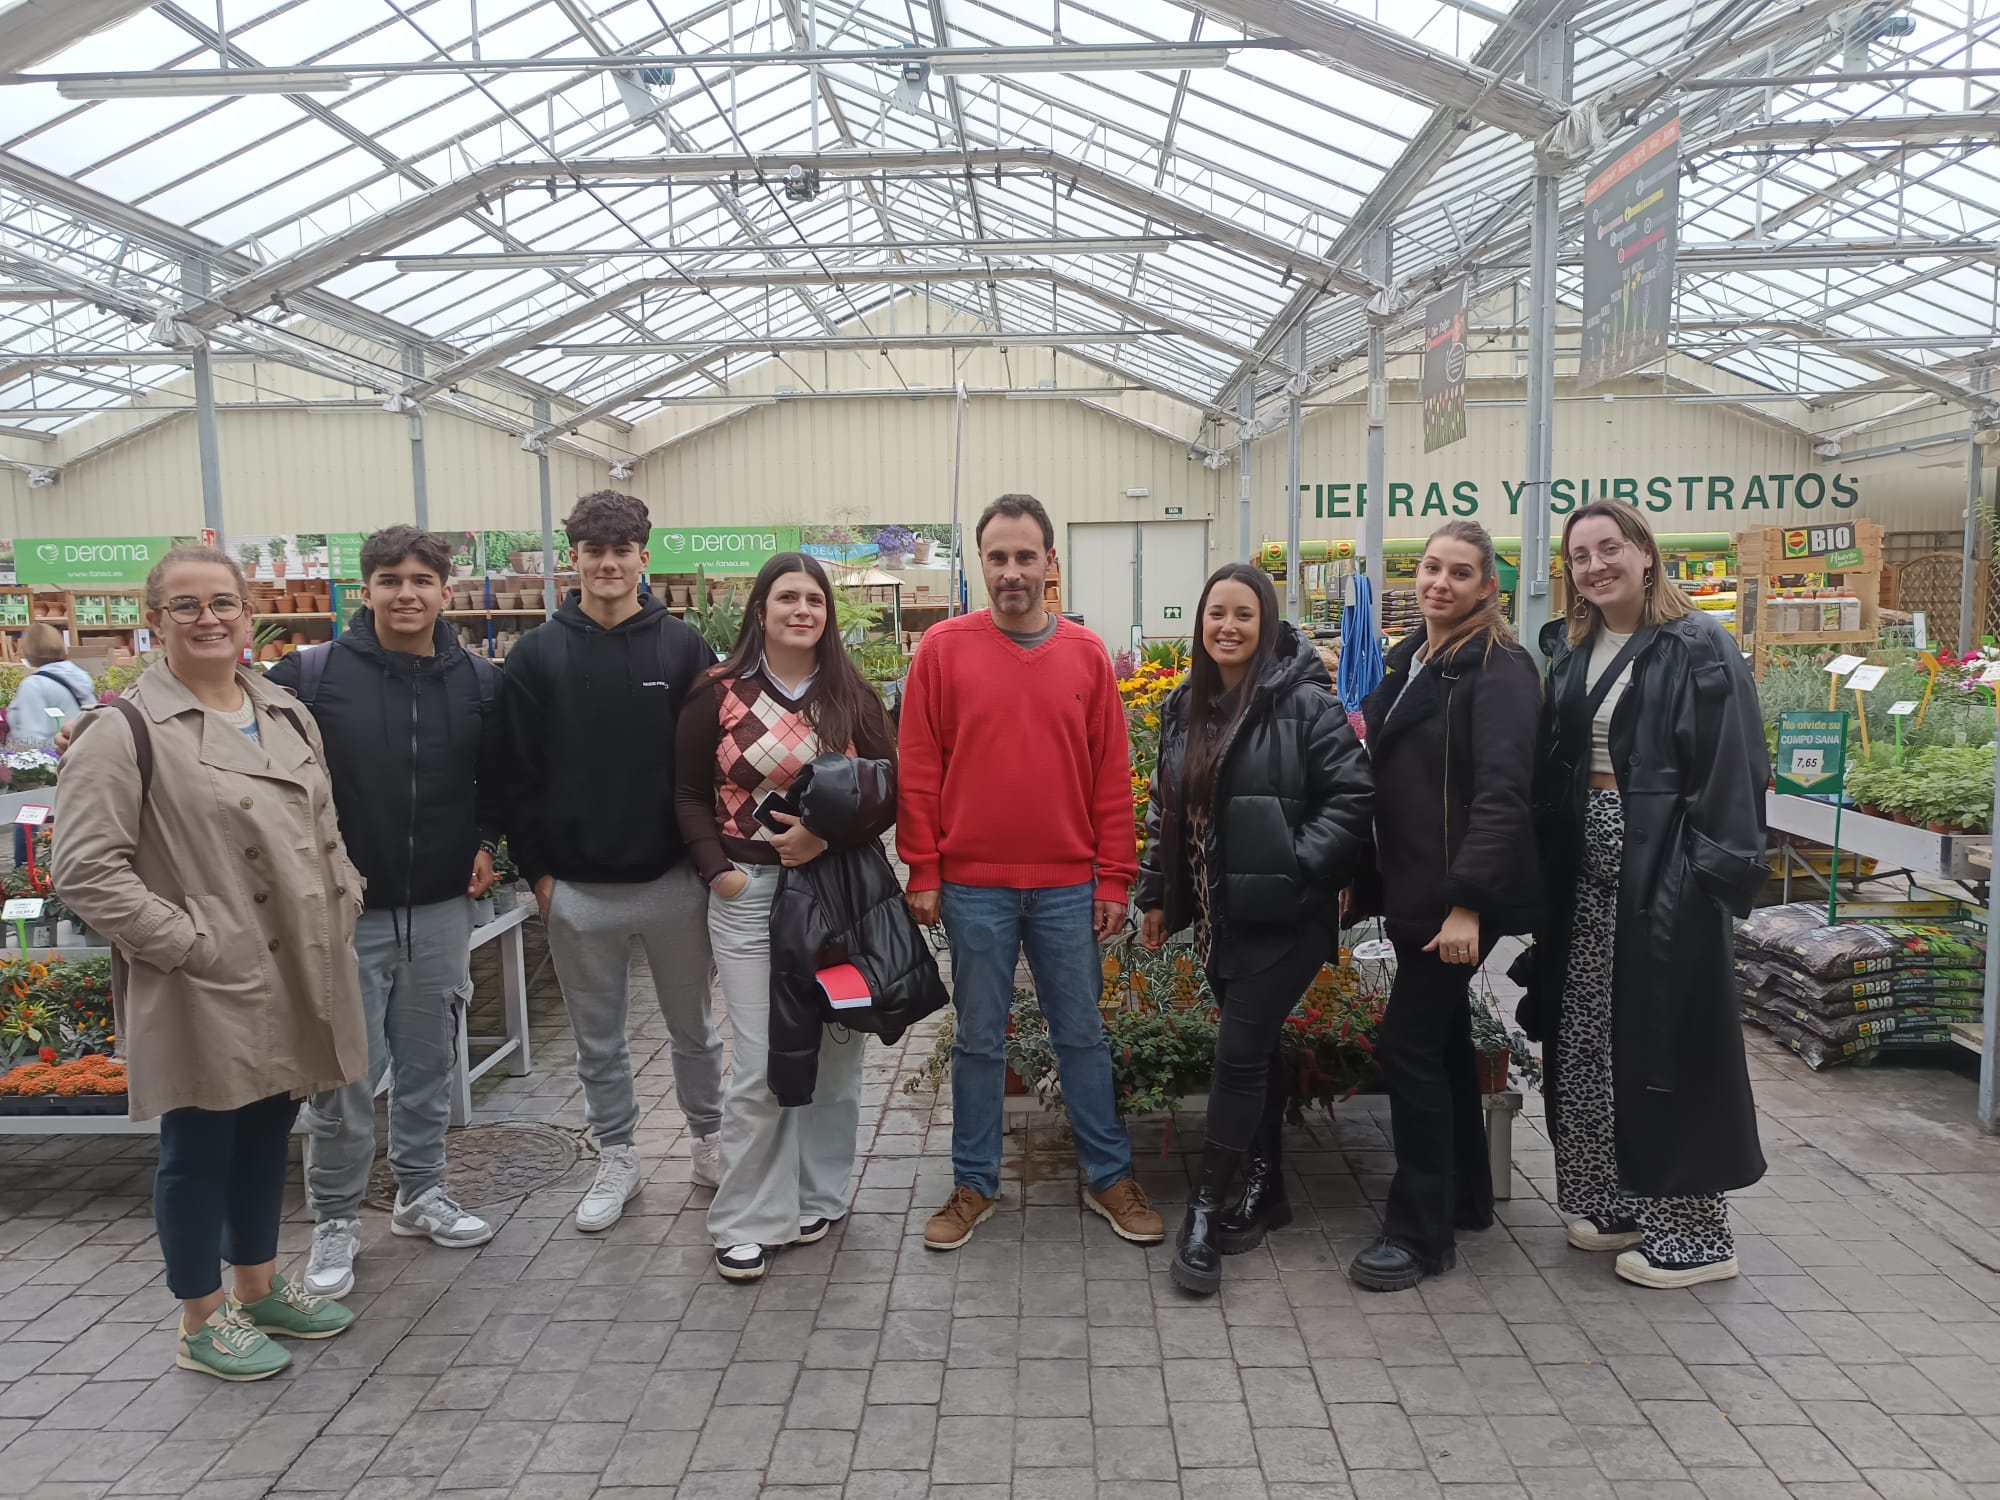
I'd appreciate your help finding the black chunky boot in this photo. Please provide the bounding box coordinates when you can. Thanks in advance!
[1170,1143,1241,1296]
[1217,1150,1291,1254]
[1348,1236,1456,1292]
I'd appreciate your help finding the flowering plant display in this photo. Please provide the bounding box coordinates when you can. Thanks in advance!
[1119,655,1186,857]
[0,954,116,1066]
[0,749,59,790]
[0,1054,126,1098]
[873,525,918,558]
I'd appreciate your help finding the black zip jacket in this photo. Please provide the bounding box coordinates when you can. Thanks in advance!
[265,610,500,912]
[1352,630,1543,935]
[1524,611,1769,1199]
[769,754,949,1106]
[497,593,717,886]
[1135,623,1374,977]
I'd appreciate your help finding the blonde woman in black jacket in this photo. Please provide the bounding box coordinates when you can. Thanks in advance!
[1137,564,1373,1297]
[1351,521,1541,1292]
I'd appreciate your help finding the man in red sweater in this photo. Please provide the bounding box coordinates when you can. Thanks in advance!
[900,494,1165,1251]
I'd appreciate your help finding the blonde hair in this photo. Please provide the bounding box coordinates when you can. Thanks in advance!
[143,544,249,612]
[1418,519,1518,665]
[1561,501,1692,646]
[21,622,67,667]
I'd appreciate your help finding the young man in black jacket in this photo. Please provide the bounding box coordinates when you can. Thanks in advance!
[498,491,724,1232]
[268,527,504,1299]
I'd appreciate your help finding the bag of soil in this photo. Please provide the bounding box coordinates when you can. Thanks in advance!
[1736,904,1985,978]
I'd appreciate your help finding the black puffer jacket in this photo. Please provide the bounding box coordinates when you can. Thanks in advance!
[769,753,950,1106]
[1135,623,1374,977]
[1524,611,1769,1199]
[1353,630,1542,935]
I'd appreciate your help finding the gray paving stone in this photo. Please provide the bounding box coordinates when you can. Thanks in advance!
[1171,1402,1259,1468]
[852,1403,939,1471]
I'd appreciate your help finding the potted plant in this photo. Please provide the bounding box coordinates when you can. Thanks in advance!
[874,525,918,570]
[0,1055,128,1115]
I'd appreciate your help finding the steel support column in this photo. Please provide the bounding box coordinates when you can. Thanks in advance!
[1519,23,1570,661]
[1286,322,1305,624]
[1365,232,1392,640]
[535,399,557,614]
[1959,369,1989,655]
[404,345,429,529]
[1238,383,1255,564]
[183,256,224,540]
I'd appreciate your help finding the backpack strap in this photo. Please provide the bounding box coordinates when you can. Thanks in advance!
[34,666,94,712]
[293,642,335,705]
[463,650,500,706]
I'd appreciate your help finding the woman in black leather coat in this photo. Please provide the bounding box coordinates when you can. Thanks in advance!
[1526,501,1768,1290]
[1137,563,1373,1296]
[1351,521,1541,1292]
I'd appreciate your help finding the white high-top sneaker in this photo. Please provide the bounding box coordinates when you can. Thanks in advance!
[576,1144,642,1232]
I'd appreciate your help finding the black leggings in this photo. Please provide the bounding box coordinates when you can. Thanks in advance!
[155,1092,301,1300]
[1205,935,1335,1153]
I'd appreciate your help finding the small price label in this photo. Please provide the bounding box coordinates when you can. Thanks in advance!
[1888,700,1920,717]
[1979,661,2000,686]
[1789,748,1826,779]
[1825,654,1867,677]
[1350,938,1396,962]
[1845,665,1888,692]
[12,805,50,827]
[43,707,63,720]
[1912,611,1929,650]
[3,898,45,921]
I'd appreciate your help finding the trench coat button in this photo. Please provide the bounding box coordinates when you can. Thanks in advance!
[324,840,339,854]
[1629,754,1641,768]
[1634,829,1648,844]
[267,938,280,952]
[254,892,268,904]
[240,797,253,810]
[245,847,261,860]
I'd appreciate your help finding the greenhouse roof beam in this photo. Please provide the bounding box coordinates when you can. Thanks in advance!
[185,148,1378,330]
[1697,112,2000,151]
[1588,0,1864,118]
[0,0,155,71]
[1194,0,1568,138]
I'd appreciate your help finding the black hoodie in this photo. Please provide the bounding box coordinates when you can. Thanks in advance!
[266,610,502,912]
[497,591,717,886]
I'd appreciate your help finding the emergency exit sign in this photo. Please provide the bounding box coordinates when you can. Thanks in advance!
[1163,606,1183,620]
[1163,506,1185,517]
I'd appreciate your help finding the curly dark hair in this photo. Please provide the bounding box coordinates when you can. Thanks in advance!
[564,490,651,548]
[360,525,451,581]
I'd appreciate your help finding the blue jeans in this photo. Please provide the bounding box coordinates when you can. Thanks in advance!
[942,881,1133,1197]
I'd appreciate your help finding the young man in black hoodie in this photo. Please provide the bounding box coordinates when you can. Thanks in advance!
[498,491,724,1231]
[267,526,504,1300]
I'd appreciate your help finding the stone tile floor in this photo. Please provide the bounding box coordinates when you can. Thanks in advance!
[1,926,1997,1500]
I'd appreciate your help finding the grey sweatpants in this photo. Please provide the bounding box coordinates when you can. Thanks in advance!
[303,897,474,1220]
[546,862,723,1149]
[705,864,864,1248]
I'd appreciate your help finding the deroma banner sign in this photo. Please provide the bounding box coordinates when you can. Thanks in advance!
[1303,471,1861,521]
[16,536,179,587]
[648,526,800,574]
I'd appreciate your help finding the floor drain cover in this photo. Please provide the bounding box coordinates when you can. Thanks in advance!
[365,1123,583,1212]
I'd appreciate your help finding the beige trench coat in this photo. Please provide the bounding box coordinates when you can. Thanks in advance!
[51,661,368,1121]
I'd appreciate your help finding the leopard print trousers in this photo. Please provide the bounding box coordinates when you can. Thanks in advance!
[1555,788,1735,1268]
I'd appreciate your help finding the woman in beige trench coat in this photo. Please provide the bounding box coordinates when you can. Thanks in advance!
[54,544,369,1382]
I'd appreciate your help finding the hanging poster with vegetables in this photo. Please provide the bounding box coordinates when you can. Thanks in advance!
[0,594,28,627]
[108,595,141,626]
[800,524,952,570]
[481,530,571,575]
[71,595,107,627]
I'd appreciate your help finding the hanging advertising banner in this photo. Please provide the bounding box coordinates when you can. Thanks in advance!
[16,536,180,587]
[1580,112,1680,391]
[1421,284,1469,454]
[650,526,801,574]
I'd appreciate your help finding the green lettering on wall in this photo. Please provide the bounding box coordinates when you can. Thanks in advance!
[1452,481,1480,516]
[1741,475,1770,509]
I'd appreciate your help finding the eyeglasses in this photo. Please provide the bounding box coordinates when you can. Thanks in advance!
[1568,541,1630,570]
[162,594,247,624]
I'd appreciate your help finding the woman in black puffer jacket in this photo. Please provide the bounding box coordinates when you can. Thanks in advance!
[1350,521,1541,1294]
[1137,563,1373,1296]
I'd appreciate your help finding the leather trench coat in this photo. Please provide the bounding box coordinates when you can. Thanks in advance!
[1523,611,1769,1198]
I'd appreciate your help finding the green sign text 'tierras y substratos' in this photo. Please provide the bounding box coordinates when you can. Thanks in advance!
[16,537,178,587]
[649,527,801,574]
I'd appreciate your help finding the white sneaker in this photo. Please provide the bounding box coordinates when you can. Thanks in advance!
[392,1185,495,1248]
[576,1144,642,1232]
[716,1244,767,1281]
[690,1132,723,1189]
[303,1216,360,1299]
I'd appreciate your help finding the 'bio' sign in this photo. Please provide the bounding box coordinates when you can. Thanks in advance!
[648,527,801,575]
[16,536,177,587]
[1781,524,1856,561]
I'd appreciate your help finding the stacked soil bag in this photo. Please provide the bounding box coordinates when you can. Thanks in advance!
[1734,903,1983,1069]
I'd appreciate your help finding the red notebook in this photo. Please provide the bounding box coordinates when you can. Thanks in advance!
[816,963,873,1011]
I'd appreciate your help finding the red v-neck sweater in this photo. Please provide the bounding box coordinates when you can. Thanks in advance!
[896,610,1138,902]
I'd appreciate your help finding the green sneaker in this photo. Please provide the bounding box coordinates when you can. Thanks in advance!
[176,1305,291,1382]
[232,1273,355,1341]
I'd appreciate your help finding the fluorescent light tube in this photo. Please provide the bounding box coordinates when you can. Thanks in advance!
[58,71,353,99]
[396,254,598,271]
[930,46,1231,75]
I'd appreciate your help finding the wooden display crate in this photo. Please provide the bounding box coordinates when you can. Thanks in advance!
[1737,521,1883,678]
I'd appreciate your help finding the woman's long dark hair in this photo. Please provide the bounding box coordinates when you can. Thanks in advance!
[716,551,885,754]
[1181,563,1283,811]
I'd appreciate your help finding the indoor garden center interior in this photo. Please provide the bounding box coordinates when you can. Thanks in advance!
[2,0,2000,1493]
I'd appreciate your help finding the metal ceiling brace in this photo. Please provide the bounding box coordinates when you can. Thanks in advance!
[1286,320,1304,623]
[1519,20,1569,662]
[183,256,224,539]
[1365,231,1391,636]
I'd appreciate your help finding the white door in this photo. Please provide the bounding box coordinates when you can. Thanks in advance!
[1066,523,1137,656]
[1140,522,1211,643]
